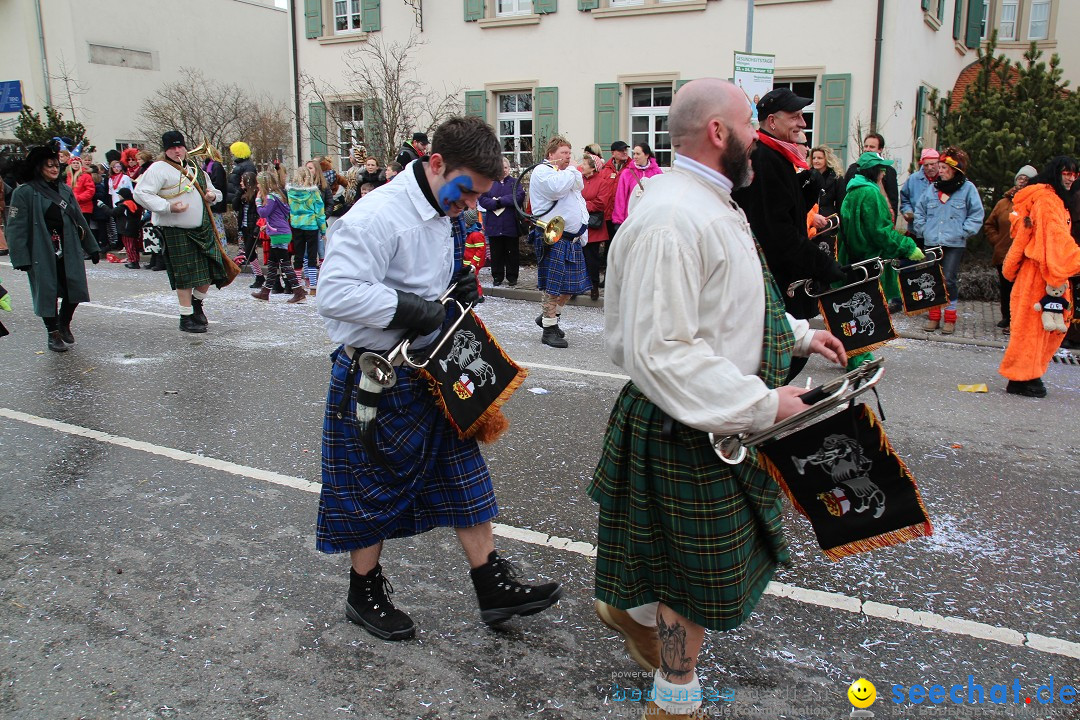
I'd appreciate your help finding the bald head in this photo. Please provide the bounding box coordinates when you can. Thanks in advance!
[668,79,757,187]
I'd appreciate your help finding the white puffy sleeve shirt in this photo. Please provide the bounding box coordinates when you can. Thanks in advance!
[316,164,453,353]
[528,162,588,234]
[604,167,818,436]
[133,161,221,229]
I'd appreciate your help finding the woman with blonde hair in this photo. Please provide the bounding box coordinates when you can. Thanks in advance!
[252,169,305,303]
[286,165,326,294]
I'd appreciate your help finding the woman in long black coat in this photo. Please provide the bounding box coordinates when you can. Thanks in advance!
[4,142,99,352]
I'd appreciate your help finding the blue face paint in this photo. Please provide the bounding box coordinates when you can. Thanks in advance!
[438,175,473,212]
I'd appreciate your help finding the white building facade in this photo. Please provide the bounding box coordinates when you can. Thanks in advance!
[1,0,291,157]
[293,0,1075,175]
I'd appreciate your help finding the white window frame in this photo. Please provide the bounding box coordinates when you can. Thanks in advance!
[497,92,534,168]
[114,140,142,151]
[332,0,363,34]
[336,103,365,170]
[1027,0,1050,40]
[980,0,990,38]
[628,85,672,168]
[496,0,532,15]
[998,0,1018,39]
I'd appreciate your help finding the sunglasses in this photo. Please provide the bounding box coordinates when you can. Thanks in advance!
[1061,171,1078,180]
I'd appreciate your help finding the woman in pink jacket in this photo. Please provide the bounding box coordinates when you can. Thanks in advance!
[611,142,663,226]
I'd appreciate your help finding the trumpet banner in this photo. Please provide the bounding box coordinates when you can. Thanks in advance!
[418,311,527,440]
[760,403,932,561]
[816,277,897,358]
[898,257,949,316]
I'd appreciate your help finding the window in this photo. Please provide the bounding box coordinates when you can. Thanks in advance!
[1028,0,1050,39]
[496,0,531,14]
[333,0,362,33]
[981,0,989,37]
[610,0,643,5]
[771,79,817,147]
[628,85,672,167]
[497,92,533,167]
[999,0,1018,38]
[114,141,142,151]
[336,103,364,170]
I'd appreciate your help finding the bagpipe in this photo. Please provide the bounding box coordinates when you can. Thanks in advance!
[710,358,933,560]
[350,269,527,466]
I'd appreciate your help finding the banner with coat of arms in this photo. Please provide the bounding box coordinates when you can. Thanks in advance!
[418,310,527,440]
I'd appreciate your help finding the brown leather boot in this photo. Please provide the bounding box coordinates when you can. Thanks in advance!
[286,287,307,304]
[595,600,660,672]
[251,286,271,301]
[642,701,711,719]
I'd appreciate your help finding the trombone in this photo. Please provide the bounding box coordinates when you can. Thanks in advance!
[786,258,885,299]
[709,358,886,465]
[513,161,565,245]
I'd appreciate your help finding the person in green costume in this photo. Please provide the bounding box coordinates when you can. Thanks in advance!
[840,152,925,369]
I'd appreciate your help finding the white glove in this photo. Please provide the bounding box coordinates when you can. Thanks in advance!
[577,235,589,247]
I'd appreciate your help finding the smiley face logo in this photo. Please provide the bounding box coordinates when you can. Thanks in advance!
[848,678,876,708]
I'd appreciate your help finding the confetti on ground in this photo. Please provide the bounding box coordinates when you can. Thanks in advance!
[957,384,988,392]
[528,387,549,394]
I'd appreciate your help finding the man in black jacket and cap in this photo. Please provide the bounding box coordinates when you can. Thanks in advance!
[732,88,845,381]
[394,131,429,168]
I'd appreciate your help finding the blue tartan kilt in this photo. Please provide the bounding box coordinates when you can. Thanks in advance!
[532,229,591,296]
[317,346,499,554]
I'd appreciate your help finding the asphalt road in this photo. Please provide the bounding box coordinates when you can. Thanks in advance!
[1,262,1077,720]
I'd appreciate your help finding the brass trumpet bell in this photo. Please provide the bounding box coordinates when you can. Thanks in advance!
[536,216,565,245]
[187,140,211,159]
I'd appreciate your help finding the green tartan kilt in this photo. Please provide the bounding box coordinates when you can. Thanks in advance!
[159,215,227,290]
[587,382,790,632]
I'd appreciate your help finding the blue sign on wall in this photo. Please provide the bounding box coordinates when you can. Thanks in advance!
[0,81,24,113]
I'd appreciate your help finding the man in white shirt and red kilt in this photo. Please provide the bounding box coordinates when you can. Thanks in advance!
[588,79,846,719]
[133,131,229,334]
[316,116,562,641]
[529,136,590,348]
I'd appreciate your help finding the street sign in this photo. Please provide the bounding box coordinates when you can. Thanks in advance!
[733,52,774,110]
[0,81,23,114]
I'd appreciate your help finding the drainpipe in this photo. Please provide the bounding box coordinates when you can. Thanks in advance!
[745,0,754,53]
[34,0,53,107]
[870,0,885,132]
[291,0,302,165]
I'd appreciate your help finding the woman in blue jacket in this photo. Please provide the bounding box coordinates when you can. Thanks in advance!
[914,147,985,334]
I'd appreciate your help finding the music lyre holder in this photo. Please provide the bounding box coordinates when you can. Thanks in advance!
[886,245,944,272]
[709,357,886,465]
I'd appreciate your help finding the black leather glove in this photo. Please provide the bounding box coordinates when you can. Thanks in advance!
[90,252,100,264]
[386,290,445,334]
[14,265,30,272]
[449,266,479,308]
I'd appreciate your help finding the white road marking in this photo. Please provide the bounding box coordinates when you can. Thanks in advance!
[520,362,630,381]
[2,405,1078,662]
[82,302,179,319]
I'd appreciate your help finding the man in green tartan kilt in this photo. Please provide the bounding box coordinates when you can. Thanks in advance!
[589,79,846,719]
[134,131,228,334]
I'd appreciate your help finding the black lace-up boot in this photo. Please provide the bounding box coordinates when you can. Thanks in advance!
[470,551,563,625]
[345,565,416,641]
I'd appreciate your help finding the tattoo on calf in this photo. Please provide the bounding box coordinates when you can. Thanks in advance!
[657,614,694,681]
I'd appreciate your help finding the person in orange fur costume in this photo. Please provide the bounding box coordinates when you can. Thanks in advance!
[999,156,1080,397]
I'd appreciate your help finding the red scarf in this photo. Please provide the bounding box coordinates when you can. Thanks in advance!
[757,130,809,170]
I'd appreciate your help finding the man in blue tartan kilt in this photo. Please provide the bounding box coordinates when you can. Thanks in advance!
[315,116,562,641]
[133,131,228,334]
[529,136,590,348]
[588,80,846,719]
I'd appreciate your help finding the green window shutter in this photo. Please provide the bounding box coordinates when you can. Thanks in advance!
[913,86,927,154]
[309,102,328,157]
[921,0,930,10]
[304,0,322,38]
[674,79,693,94]
[362,98,385,162]
[819,74,851,165]
[952,0,963,39]
[594,83,619,150]
[964,0,983,47]
[464,91,487,120]
[362,0,381,31]
[578,0,599,8]
[534,87,559,149]
[534,0,557,13]
[464,0,484,21]
[937,0,945,21]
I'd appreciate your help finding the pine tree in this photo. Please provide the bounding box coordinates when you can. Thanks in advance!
[931,33,1080,205]
[14,105,94,152]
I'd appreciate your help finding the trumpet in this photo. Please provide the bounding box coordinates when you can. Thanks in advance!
[187,140,211,160]
[787,258,884,299]
[709,358,885,465]
[512,161,567,245]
